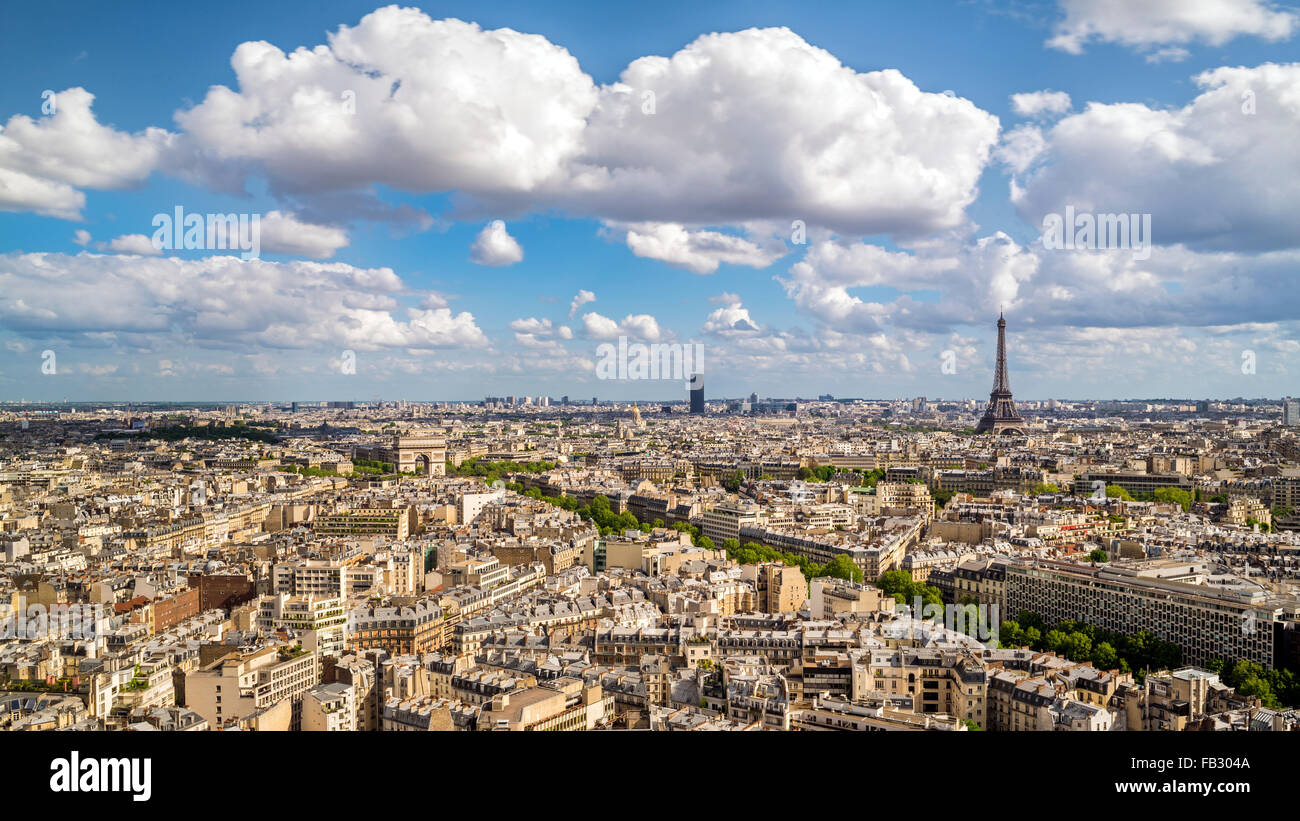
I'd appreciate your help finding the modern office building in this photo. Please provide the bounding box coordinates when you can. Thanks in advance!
[701,500,761,545]
[1284,397,1300,426]
[689,374,705,414]
[1004,559,1292,669]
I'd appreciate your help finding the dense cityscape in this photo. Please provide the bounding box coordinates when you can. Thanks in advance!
[4,314,1300,735]
[3,3,1299,806]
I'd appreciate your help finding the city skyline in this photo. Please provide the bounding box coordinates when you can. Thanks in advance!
[0,312,1292,405]
[2,1,1300,402]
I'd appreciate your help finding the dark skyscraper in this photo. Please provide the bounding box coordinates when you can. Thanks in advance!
[689,374,705,414]
[975,312,1026,436]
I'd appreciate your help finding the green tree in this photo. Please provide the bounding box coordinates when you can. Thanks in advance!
[1105,484,1134,501]
[1091,642,1119,670]
[1152,487,1193,511]
[1043,629,1067,653]
[999,620,1025,648]
[823,554,864,583]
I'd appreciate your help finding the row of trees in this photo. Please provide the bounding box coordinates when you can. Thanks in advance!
[278,464,340,478]
[796,464,839,482]
[998,611,1182,677]
[719,538,863,583]
[1204,659,1300,709]
[512,488,642,535]
[876,569,943,611]
[508,484,862,582]
[446,457,557,485]
[1104,484,1194,511]
[99,423,281,444]
[352,458,395,475]
[795,465,888,488]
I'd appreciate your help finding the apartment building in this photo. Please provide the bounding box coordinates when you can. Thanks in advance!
[324,654,382,732]
[594,627,691,667]
[722,660,792,730]
[792,694,968,731]
[928,558,1007,608]
[478,678,612,731]
[313,507,414,540]
[348,602,447,656]
[740,562,809,614]
[491,540,580,575]
[184,644,320,730]
[701,501,761,546]
[301,681,357,731]
[861,648,987,727]
[257,594,348,658]
[457,488,506,525]
[1122,667,1257,731]
[874,482,935,524]
[443,557,508,589]
[382,695,464,731]
[808,577,894,619]
[273,559,364,599]
[986,670,1113,731]
[1071,471,1194,498]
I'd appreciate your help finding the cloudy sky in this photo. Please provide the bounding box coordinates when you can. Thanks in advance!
[1,0,1298,402]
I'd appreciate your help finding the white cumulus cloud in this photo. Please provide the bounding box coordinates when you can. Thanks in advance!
[568,289,595,318]
[470,220,524,266]
[617,222,787,274]
[1047,0,1298,56]
[581,311,664,341]
[259,211,349,258]
[0,87,171,219]
[1010,90,1072,118]
[0,252,488,352]
[1007,62,1300,252]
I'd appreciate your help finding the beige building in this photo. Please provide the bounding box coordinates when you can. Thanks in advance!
[302,681,356,731]
[701,500,761,546]
[809,577,894,619]
[184,644,320,730]
[313,507,415,540]
[1123,667,1254,731]
[257,594,348,659]
[741,563,809,614]
[478,678,612,731]
[861,648,986,727]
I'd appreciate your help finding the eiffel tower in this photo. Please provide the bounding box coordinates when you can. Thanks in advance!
[975,311,1026,436]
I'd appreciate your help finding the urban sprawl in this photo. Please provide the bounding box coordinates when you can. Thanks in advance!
[5,322,1300,733]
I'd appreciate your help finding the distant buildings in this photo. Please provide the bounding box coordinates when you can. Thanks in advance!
[1284,397,1300,426]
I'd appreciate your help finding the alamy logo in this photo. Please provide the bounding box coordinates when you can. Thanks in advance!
[2,598,106,640]
[50,752,151,802]
[595,336,704,383]
[151,206,261,260]
[884,598,1000,645]
[1041,205,1151,261]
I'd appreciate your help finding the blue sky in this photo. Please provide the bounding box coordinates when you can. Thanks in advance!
[1,0,1298,402]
